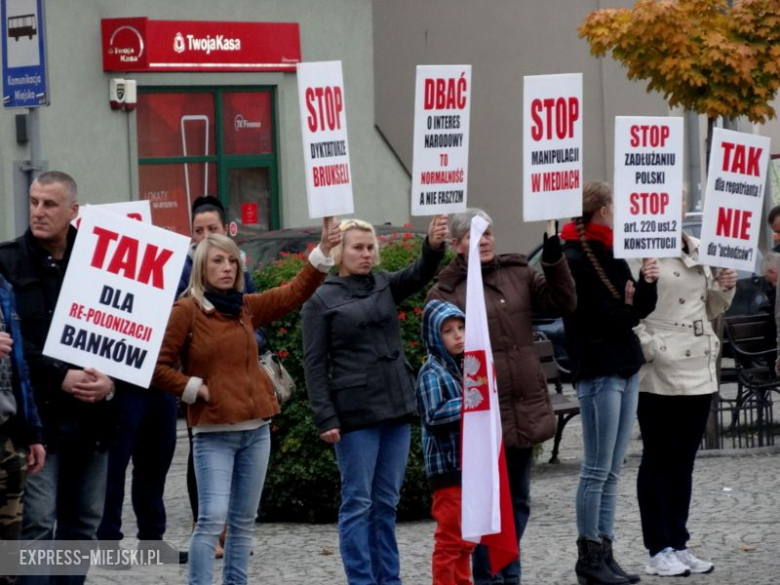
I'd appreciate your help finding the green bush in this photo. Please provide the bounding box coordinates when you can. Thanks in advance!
[256,233,453,523]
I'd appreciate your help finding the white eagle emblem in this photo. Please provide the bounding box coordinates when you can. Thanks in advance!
[463,354,486,409]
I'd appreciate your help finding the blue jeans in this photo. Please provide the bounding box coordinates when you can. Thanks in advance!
[576,374,639,541]
[472,446,532,585]
[189,424,270,585]
[18,420,109,585]
[98,385,177,541]
[334,421,411,585]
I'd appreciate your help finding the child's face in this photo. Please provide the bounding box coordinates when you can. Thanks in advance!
[440,317,465,356]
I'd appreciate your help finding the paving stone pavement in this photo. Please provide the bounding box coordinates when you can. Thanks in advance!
[87,389,780,585]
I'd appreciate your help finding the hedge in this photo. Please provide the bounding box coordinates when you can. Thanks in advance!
[255,232,453,523]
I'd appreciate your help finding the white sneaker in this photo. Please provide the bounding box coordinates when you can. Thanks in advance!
[645,547,692,577]
[674,548,714,574]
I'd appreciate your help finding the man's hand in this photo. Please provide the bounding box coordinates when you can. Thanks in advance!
[319,428,341,444]
[0,332,13,359]
[427,214,449,250]
[27,444,45,474]
[197,384,210,403]
[66,368,114,403]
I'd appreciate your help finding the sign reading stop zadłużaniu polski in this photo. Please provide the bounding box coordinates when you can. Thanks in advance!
[297,60,354,218]
[700,128,771,272]
[411,65,471,216]
[523,73,583,222]
[613,116,684,259]
[43,207,190,388]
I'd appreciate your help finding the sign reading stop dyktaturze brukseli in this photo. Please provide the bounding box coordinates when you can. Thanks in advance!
[297,60,354,218]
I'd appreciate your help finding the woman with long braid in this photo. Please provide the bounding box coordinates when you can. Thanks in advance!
[561,181,659,585]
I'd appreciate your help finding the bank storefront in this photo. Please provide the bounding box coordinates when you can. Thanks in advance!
[0,2,409,242]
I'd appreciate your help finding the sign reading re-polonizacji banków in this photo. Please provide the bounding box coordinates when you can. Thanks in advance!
[101,18,301,73]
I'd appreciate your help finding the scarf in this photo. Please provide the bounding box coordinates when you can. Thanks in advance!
[560,221,613,249]
[204,290,244,317]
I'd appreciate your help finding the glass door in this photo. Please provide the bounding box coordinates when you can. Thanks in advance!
[223,162,277,239]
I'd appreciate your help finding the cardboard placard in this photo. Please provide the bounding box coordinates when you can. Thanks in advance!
[523,73,583,221]
[43,207,190,387]
[74,200,152,229]
[700,128,770,271]
[613,116,684,258]
[411,65,471,215]
[297,60,354,218]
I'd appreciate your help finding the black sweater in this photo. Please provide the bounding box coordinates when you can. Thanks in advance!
[562,239,657,382]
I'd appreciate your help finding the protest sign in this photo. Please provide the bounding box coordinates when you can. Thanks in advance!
[700,128,770,271]
[74,200,152,228]
[297,60,354,218]
[43,206,190,387]
[411,65,471,215]
[613,116,684,258]
[523,73,583,221]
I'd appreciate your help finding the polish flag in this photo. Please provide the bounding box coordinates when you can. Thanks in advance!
[461,215,518,575]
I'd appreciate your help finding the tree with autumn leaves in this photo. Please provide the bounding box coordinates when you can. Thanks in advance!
[579,0,780,154]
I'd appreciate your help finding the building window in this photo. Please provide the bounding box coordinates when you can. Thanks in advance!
[137,87,278,238]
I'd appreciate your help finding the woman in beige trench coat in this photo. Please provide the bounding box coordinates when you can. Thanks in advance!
[629,232,736,578]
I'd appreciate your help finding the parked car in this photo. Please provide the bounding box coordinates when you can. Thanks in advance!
[527,218,772,372]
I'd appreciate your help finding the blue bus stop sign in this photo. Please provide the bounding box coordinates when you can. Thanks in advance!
[2,0,48,108]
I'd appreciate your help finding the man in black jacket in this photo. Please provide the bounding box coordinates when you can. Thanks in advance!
[0,171,117,585]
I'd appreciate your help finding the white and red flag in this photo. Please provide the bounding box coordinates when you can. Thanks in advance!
[461,215,519,574]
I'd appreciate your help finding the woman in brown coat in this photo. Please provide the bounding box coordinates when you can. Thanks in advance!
[153,220,338,585]
[426,208,576,585]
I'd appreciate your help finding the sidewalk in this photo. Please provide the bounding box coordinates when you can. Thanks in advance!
[88,398,780,585]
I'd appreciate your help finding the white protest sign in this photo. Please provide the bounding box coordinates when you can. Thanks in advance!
[43,206,190,388]
[700,128,770,271]
[411,65,471,215]
[613,117,684,259]
[297,60,354,218]
[523,73,583,221]
[74,200,152,228]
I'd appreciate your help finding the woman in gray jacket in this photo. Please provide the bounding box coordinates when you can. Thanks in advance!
[302,215,448,585]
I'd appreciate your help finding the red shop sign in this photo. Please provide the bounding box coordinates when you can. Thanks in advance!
[102,17,301,72]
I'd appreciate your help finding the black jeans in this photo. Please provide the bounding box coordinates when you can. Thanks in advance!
[97,386,177,541]
[636,392,712,556]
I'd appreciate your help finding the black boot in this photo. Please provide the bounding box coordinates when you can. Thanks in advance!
[575,538,631,585]
[602,537,640,584]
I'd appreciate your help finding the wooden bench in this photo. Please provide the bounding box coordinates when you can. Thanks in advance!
[534,332,580,464]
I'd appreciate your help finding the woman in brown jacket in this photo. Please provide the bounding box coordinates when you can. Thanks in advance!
[153,220,339,585]
[426,208,576,585]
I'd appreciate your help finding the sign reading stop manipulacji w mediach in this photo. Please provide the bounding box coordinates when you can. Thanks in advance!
[411,65,471,216]
[700,128,771,272]
[297,60,354,218]
[613,116,684,259]
[523,73,583,222]
[43,207,190,388]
